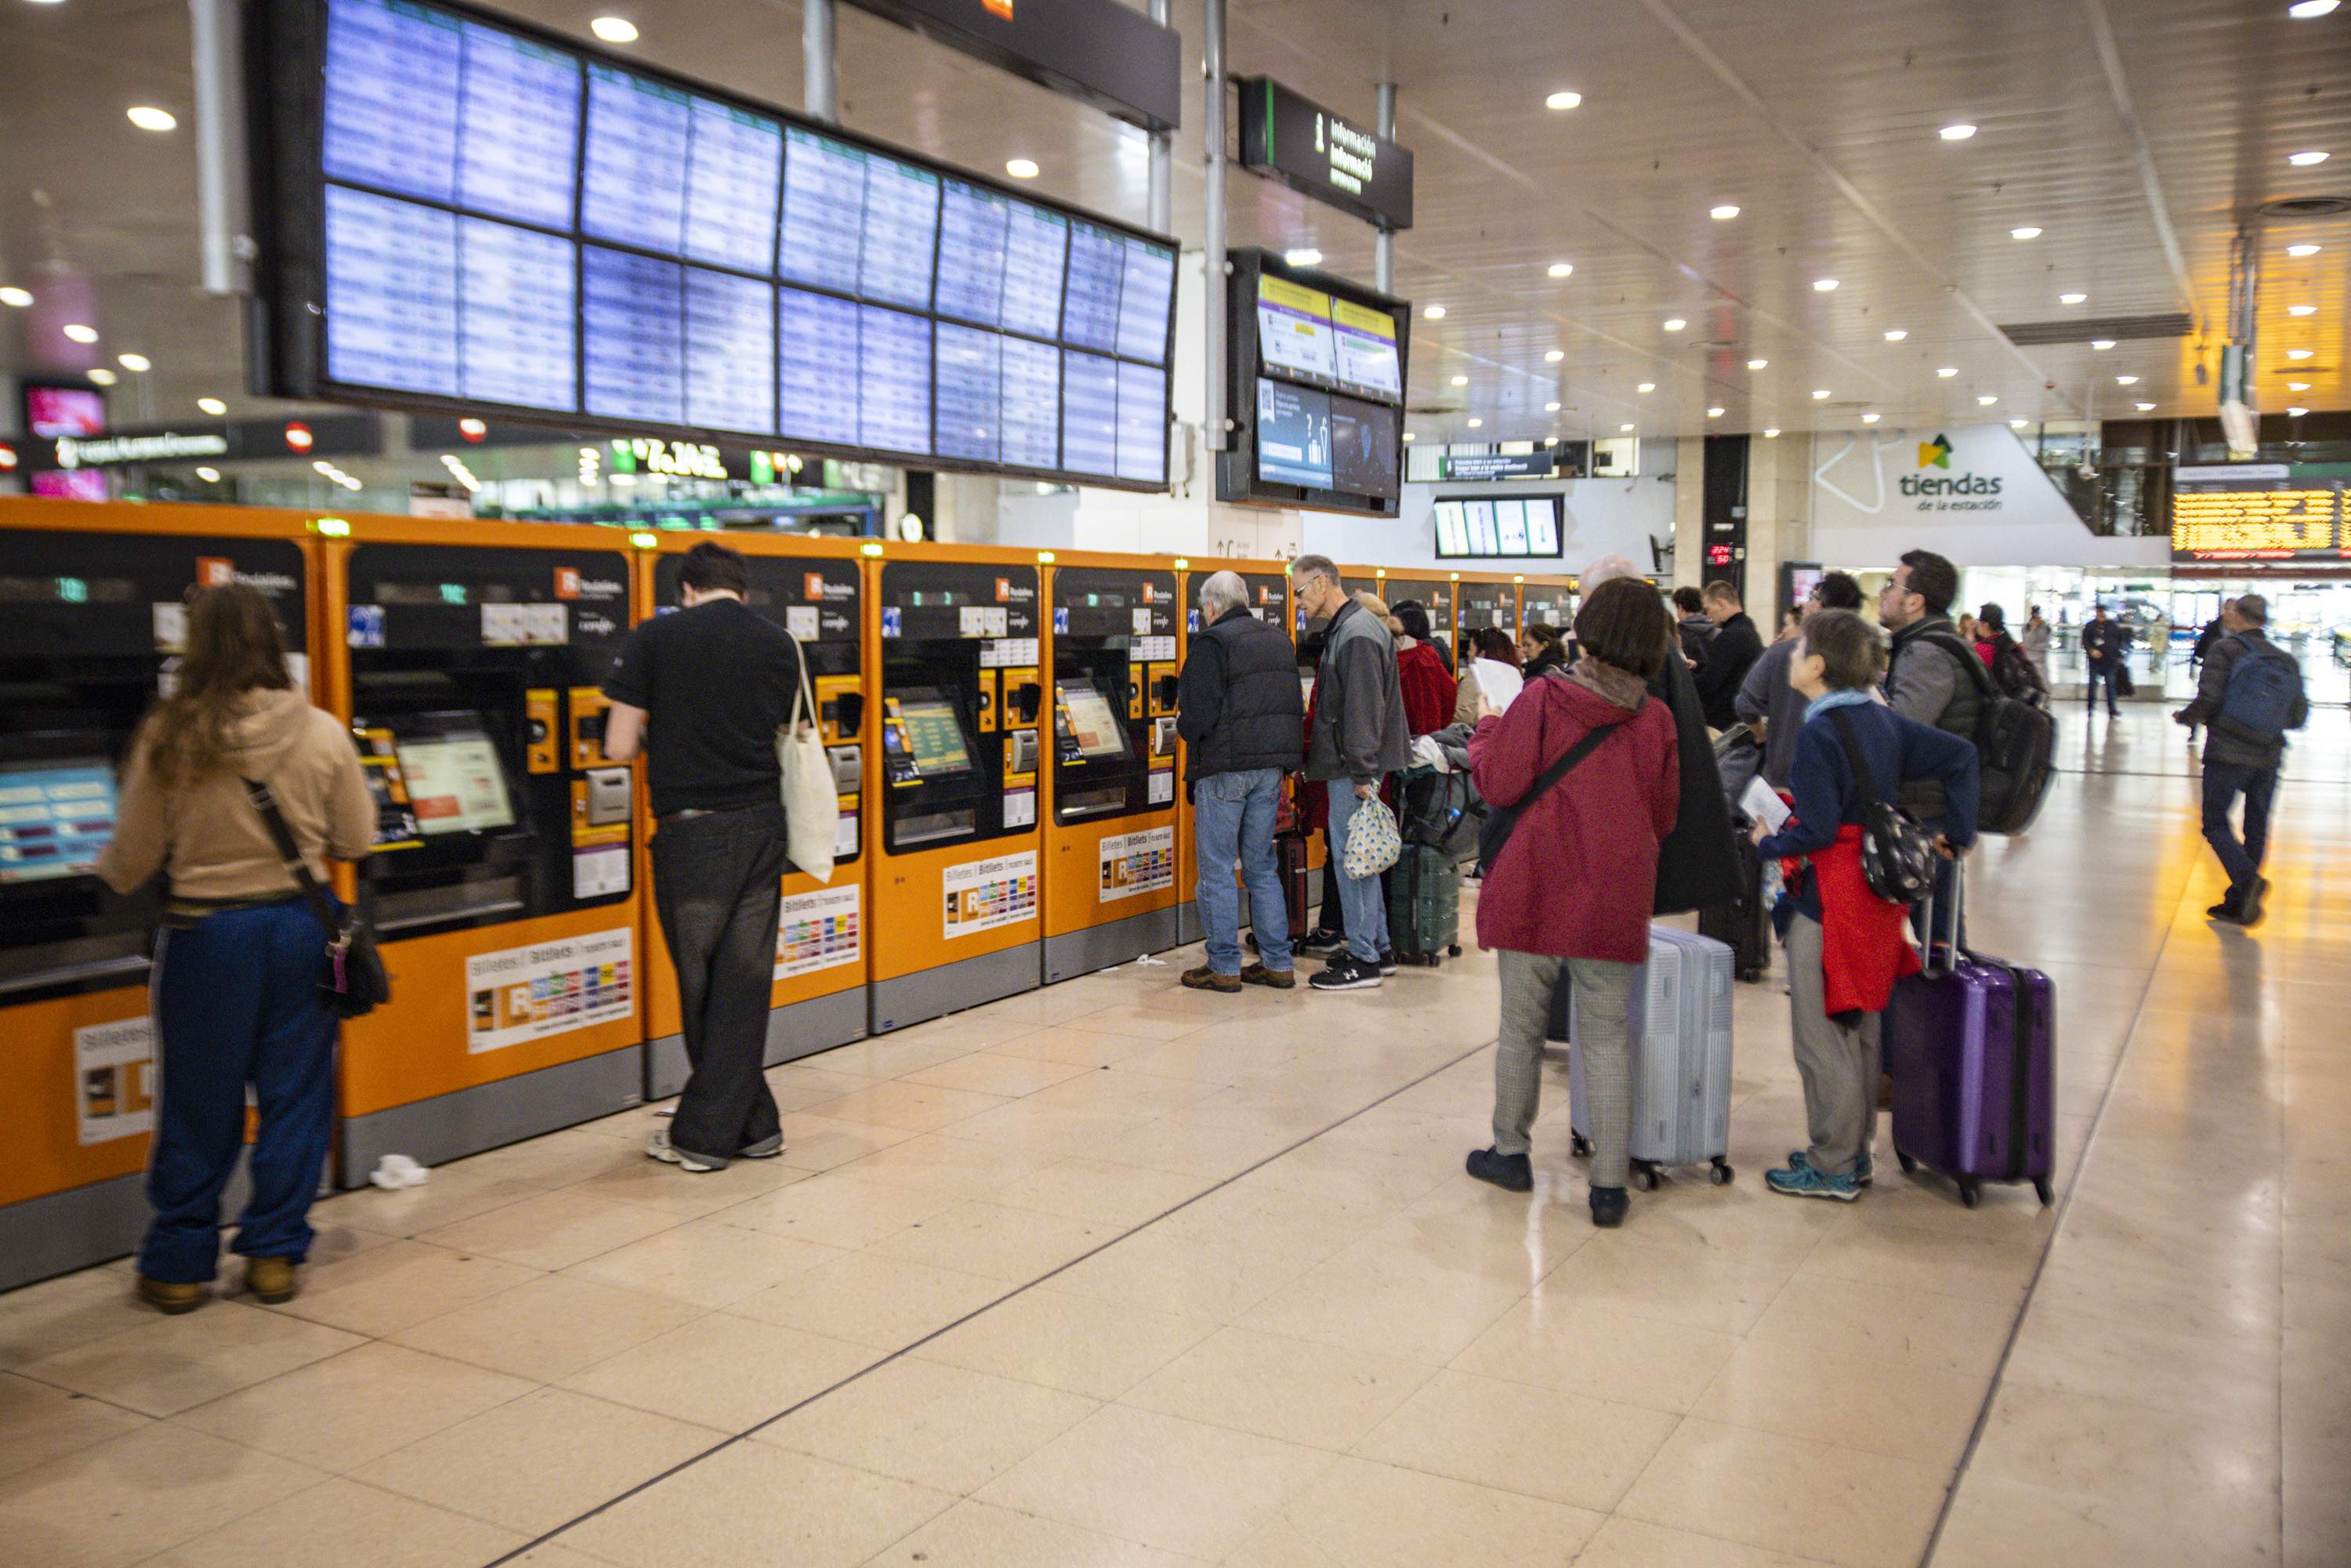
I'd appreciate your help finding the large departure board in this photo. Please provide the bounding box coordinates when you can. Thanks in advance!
[262,0,1178,491]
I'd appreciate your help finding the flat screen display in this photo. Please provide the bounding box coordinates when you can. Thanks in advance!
[1330,298,1401,403]
[281,0,1177,490]
[1255,378,1331,489]
[23,384,108,440]
[0,761,118,884]
[893,691,975,777]
[1329,395,1398,498]
[394,728,516,834]
[1256,276,1336,382]
[1058,684,1129,759]
[1433,496,1566,559]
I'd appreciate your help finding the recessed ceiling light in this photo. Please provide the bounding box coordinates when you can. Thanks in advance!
[2286,304,2317,316]
[2010,226,2042,240]
[1465,417,1483,428]
[1545,400,1562,412]
[1706,407,1725,418]
[2135,401,2157,411]
[1450,374,1469,386]
[2115,375,2139,385]
[1762,428,1780,438]
[62,323,98,343]
[1546,262,1574,278]
[2291,0,2341,16]
[2288,406,2310,417]
[1662,317,1686,331]
[2286,244,2321,257]
[1940,123,1977,140]
[1861,412,1882,423]
[0,286,31,308]
[1004,158,1040,179]
[1621,423,1636,433]
[117,353,150,372]
[1401,432,1416,441]
[590,16,638,42]
[2288,381,2312,391]
[1812,389,1831,399]
[1543,349,1565,363]
[87,368,118,386]
[1748,358,1768,370]
[1545,91,1582,110]
[2287,150,2330,166]
[2059,292,2088,304]
[1813,278,1838,292]
[2009,418,2028,429]
[2091,339,2116,350]
[197,397,226,415]
[2287,349,2314,360]
[126,106,177,132]
[1883,328,1907,341]
[1977,394,1998,405]
[195,467,221,482]
[1637,382,1655,393]
[1710,204,1741,220]
[1936,367,1958,378]
[1283,248,1321,266]
[1423,304,1446,319]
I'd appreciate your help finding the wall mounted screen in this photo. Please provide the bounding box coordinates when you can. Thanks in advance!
[1219,248,1407,516]
[1433,494,1565,559]
[258,0,1177,491]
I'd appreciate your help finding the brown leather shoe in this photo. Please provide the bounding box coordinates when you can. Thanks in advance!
[1240,963,1296,989]
[136,1276,205,1315]
[1179,965,1242,993]
[245,1256,299,1305]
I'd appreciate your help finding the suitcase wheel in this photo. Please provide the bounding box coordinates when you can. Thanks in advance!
[1737,966,1762,984]
[1896,1150,1918,1175]
[1632,1161,1660,1193]
[1709,1157,1734,1186]
[2033,1178,2053,1207]
[1569,1132,1592,1159]
[1957,1177,1980,1209]
[1447,943,1462,958]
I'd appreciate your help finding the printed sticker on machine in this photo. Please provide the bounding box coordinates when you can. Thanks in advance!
[75,1017,155,1145]
[944,851,1038,936]
[1099,827,1176,902]
[776,884,861,979]
[465,928,633,1053]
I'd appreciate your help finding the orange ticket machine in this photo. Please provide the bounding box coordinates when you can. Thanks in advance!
[637,536,869,1097]
[1040,555,1182,982]
[866,545,1045,1033]
[1173,561,1295,947]
[1355,567,1456,656]
[0,499,319,1288]
[327,518,643,1186]
[1454,574,1521,661]
[1520,574,1577,639]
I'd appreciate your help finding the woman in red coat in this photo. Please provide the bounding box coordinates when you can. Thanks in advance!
[1463,578,1680,1227]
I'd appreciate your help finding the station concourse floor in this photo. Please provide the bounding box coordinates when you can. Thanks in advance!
[2,705,2345,1568]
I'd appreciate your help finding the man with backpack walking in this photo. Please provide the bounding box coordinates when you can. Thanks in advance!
[2175,595,2309,926]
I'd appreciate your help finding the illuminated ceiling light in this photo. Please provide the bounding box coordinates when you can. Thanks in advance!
[1709,204,1741,220]
[2287,243,2321,257]
[1465,417,1483,428]
[2288,381,2312,391]
[1813,277,1838,292]
[197,397,226,415]
[311,459,335,476]
[62,323,98,343]
[1545,90,1582,110]
[1621,423,1636,433]
[1401,431,1416,441]
[195,467,220,482]
[2291,0,2341,16]
[589,16,638,42]
[1861,411,1882,423]
[1422,304,1446,319]
[1004,158,1040,179]
[1977,394,1998,405]
[0,287,31,308]
[1543,349,1564,363]
[2115,374,2139,385]
[1706,406,1725,418]
[2286,303,2317,316]
[2288,406,2310,417]
[2091,339,2116,350]
[86,368,118,386]
[1812,388,1831,399]
[1936,366,1958,378]
[2286,348,2314,360]
[1283,248,1322,266]
[1940,123,1977,140]
[1547,262,1574,278]
[1762,428,1780,438]
[1449,374,1469,386]
[116,353,150,372]
[1637,382,1656,393]
[126,106,177,132]
[1883,328,1907,341]
[2010,226,2042,240]
[2134,401,2157,411]
[2287,150,2329,166]
[1747,358,1767,369]
[1545,400,1562,411]
[457,417,487,439]
[2009,418,2028,429]
[1662,317,1685,331]
[2059,292,2087,304]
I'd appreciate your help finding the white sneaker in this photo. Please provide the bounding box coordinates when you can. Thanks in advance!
[646,1128,721,1172]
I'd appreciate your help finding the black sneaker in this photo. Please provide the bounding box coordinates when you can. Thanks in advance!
[2207,900,2243,923]
[2239,877,2270,928]
[1589,1186,1629,1228]
[1378,950,1399,976]
[1308,956,1383,990]
[1295,928,1347,958]
[1465,1147,1534,1193]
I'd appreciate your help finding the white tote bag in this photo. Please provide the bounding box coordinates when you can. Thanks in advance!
[777,642,837,883]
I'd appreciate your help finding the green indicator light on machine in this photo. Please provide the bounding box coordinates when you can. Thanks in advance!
[439,583,469,606]
[748,452,774,486]
[629,531,659,549]
[56,576,87,604]
[316,516,352,537]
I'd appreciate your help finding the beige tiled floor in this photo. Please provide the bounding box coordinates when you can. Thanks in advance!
[2,708,2344,1567]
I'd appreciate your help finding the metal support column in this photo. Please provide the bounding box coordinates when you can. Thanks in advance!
[1374,81,1396,295]
[1147,0,1172,234]
[805,0,839,124]
[1203,0,1228,451]
[190,0,252,297]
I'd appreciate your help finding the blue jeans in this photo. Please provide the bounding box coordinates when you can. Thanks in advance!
[2085,660,2121,712]
[141,897,339,1284]
[2201,762,2277,900]
[1193,767,1291,975]
[1326,780,1393,965]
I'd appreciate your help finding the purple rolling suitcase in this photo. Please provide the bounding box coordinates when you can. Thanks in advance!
[1884,866,2056,1208]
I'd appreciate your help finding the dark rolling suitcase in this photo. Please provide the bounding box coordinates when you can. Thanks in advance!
[1384,842,1461,965]
[1698,834,1770,983]
[1884,866,2056,1208]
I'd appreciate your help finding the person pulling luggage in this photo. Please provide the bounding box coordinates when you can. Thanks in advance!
[1750,610,1979,1202]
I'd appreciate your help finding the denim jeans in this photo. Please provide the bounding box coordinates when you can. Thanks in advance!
[2085,660,2121,712]
[651,802,788,1165]
[1193,767,1291,975]
[2201,761,2277,899]
[1325,780,1393,965]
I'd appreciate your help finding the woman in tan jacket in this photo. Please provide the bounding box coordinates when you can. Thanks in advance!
[98,583,373,1313]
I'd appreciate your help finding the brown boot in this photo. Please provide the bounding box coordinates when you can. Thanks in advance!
[1179,965,1242,993]
[245,1256,300,1305]
[136,1276,205,1315]
[1240,963,1296,990]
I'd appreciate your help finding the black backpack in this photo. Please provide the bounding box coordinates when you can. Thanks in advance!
[1918,632,2056,835]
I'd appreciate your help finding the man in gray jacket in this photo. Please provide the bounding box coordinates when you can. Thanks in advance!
[1290,553,1411,990]
[2175,594,2308,925]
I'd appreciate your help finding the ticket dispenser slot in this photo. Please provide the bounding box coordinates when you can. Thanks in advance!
[583,766,632,827]
[1149,669,1180,717]
[827,745,863,795]
[813,674,864,746]
[524,688,560,773]
[1005,672,1043,726]
[569,686,611,768]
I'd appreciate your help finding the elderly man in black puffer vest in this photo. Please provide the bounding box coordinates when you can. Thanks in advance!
[1178,570,1306,992]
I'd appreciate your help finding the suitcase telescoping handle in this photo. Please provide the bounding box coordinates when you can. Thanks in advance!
[1923,855,1963,976]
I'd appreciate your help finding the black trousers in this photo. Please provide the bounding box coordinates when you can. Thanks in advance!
[651,802,786,1164]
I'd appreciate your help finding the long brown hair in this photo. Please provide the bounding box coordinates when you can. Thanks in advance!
[144,582,294,790]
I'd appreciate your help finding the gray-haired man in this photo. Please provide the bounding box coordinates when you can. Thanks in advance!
[1177,570,1306,990]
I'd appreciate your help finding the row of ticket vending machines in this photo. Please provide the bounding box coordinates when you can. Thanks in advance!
[0,496,1578,1289]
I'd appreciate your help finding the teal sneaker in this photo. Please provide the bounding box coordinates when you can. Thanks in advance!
[1766,1162,1862,1202]
[1785,1150,1874,1186]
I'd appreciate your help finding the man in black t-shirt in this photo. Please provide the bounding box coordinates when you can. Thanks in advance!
[603,541,806,1171]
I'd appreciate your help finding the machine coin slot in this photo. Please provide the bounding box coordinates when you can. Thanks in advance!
[1006,677,1042,724]
[524,689,560,773]
[976,670,999,734]
[1154,673,1181,712]
[1008,730,1040,775]
[568,686,611,769]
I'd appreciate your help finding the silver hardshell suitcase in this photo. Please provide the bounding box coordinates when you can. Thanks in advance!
[1568,925,1737,1188]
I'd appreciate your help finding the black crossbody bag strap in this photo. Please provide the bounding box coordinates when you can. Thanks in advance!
[1826,707,1885,807]
[1527,725,1613,809]
[241,778,350,951]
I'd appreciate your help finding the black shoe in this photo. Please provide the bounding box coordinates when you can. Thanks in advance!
[2207,900,2243,922]
[1308,956,1383,990]
[2239,877,2270,928]
[1465,1147,1534,1193]
[1378,950,1399,976]
[1295,928,1347,958]
[1589,1186,1628,1228]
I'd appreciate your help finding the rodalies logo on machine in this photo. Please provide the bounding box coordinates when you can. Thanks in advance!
[556,567,625,601]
